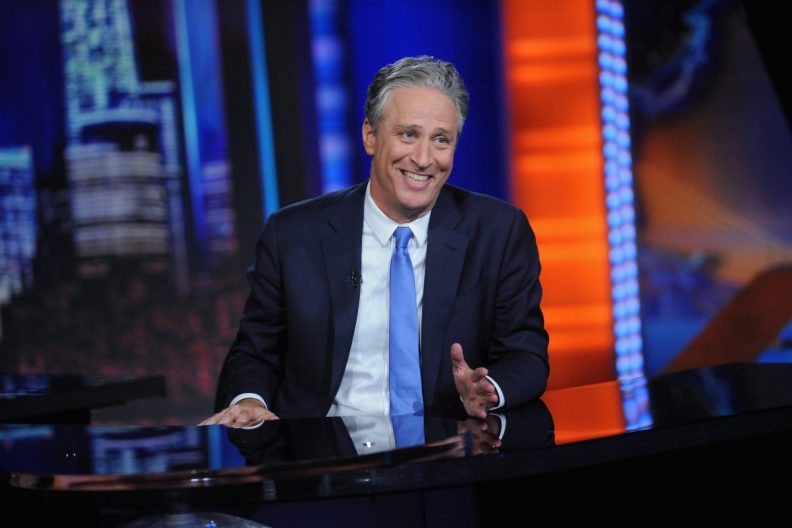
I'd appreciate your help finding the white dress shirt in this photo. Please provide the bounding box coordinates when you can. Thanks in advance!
[327,183,429,416]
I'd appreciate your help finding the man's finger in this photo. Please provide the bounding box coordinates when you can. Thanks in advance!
[450,343,466,370]
[198,411,226,426]
[470,367,488,382]
[474,377,493,391]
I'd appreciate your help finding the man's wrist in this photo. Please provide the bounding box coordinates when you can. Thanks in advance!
[230,393,268,409]
[484,375,505,410]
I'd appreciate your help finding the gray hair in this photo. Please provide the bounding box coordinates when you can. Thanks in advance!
[364,56,469,136]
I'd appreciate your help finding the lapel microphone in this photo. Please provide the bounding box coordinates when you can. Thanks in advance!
[347,268,363,287]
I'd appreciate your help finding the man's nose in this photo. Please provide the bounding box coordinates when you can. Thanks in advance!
[410,139,432,170]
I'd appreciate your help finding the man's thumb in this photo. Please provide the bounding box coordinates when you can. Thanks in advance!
[450,342,466,369]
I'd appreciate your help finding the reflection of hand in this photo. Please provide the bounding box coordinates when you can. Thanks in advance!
[198,398,279,428]
[451,343,499,419]
[458,415,502,455]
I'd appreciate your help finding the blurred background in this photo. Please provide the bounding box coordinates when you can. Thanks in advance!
[1,0,790,424]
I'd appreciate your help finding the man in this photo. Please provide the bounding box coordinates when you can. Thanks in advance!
[201,56,548,428]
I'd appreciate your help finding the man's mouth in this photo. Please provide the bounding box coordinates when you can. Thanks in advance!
[401,170,430,183]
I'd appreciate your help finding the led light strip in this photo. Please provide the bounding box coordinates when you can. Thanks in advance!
[596,1,645,377]
[309,0,352,193]
[596,0,651,430]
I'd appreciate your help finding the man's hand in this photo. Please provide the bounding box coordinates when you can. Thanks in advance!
[451,343,499,419]
[198,398,279,428]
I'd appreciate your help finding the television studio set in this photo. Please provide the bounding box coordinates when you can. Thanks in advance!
[1,0,791,525]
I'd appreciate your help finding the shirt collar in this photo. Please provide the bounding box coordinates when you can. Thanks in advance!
[364,181,430,247]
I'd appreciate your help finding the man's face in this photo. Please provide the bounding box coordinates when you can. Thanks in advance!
[363,87,459,224]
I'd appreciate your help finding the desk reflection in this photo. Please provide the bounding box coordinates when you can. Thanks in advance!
[228,399,554,468]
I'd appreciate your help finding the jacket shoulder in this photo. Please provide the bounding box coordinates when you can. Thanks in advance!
[275,185,360,219]
[264,183,365,234]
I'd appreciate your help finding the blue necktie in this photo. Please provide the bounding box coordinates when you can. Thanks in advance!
[389,226,424,416]
[391,414,425,448]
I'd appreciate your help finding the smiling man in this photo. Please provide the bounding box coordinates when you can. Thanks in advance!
[202,56,549,428]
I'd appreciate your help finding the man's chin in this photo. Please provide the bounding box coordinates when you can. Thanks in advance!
[395,199,436,221]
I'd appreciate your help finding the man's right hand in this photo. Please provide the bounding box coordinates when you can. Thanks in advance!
[198,398,279,428]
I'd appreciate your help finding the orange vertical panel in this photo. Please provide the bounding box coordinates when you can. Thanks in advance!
[542,381,626,444]
[501,0,615,389]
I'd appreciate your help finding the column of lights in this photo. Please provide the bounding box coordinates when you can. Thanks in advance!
[595,0,645,383]
[309,0,352,193]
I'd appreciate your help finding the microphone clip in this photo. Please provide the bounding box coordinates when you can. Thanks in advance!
[347,268,363,287]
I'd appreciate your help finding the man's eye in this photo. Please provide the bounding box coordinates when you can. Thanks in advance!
[402,130,416,139]
[435,136,449,144]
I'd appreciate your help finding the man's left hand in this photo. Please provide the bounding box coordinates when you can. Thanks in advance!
[451,343,499,419]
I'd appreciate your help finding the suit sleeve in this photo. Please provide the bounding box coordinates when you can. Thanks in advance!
[485,208,550,406]
[498,399,555,450]
[214,215,286,412]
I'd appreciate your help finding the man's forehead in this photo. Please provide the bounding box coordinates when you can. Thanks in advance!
[382,88,459,131]
[385,86,454,107]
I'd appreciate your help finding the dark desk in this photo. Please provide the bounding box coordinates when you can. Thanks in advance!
[0,373,167,424]
[1,363,791,526]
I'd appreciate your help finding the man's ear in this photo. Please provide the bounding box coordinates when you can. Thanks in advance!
[362,119,376,155]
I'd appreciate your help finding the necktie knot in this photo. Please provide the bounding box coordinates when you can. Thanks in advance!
[394,226,413,251]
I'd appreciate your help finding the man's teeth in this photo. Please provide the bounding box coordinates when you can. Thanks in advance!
[404,171,429,182]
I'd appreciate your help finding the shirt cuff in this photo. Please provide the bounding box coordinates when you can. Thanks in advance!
[229,393,268,408]
[485,375,505,410]
[229,393,268,430]
[490,412,507,440]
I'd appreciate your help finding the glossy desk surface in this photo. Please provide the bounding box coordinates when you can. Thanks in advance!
[1,362,792,503]
[0,372,167,423]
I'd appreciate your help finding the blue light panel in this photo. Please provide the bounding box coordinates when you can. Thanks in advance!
[246,0,280,219]
[309,0,353,193]
[173,0,206,254]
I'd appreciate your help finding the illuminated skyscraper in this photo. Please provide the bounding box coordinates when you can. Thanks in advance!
[61,0,237,280]
[0,147,37,338]
[59,0,193,285]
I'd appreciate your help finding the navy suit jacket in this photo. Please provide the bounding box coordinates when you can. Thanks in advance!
[215,182,549,418]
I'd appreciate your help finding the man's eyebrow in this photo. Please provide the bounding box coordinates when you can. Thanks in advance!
[393,124,454,135]
[393,123,422,131]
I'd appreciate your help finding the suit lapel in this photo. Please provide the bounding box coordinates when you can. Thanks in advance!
[421,188,469,410]
[320,184,366,400]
